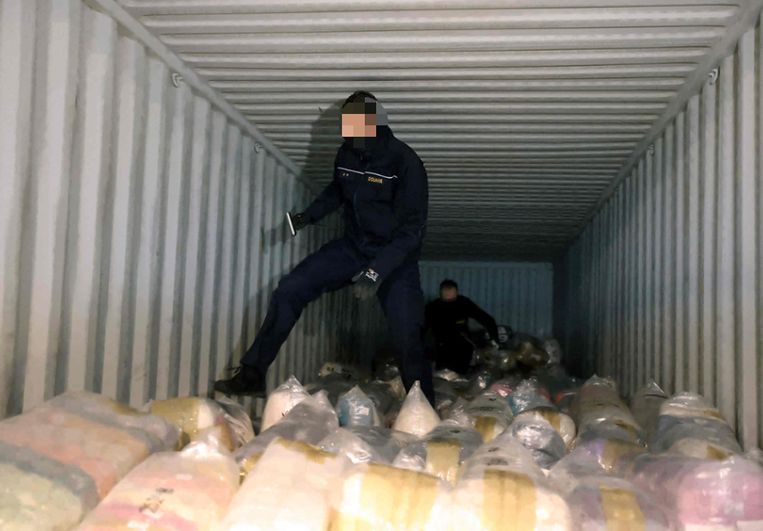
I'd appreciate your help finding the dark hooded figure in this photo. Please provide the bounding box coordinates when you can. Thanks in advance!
[214,91,434,404]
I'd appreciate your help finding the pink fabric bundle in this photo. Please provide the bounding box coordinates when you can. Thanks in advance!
[625,453,763,529]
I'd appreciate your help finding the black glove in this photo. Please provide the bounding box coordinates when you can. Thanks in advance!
[290,212,310,232]
[352,268,381,300]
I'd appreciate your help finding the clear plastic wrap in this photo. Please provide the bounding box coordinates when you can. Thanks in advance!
[541,338,563,365]
[433,369,467,383]
[504,418,567,470]
[512,339,550,369]
[465,392,513,442]
[235,391,339,476]
[323,426,415,464]
[571,433,646,473]
[215,397,256,447]
[376,363,408,401]
[304,373,356,407]
[261,375,311,431]
[487,375,522,399]
[507,378,555,416]
[393,421,484,484]
[221,438,349,531]
[360,380,398,417]
[318,361,358,380]
[514,408,576,449]
[0,391,178,531]
[450,438,572,531]
[565,475,674,531]
[465,369,498,399]
[625,453,763,530]
[329,462,451,530]
[392,381,441,438]
[650,393,741,459]
[148,396,236,450]
[573,375,644,445]
[336,386,382,428]
[319,428,386,464]
[76,431,239,530]
[629,381,668,442]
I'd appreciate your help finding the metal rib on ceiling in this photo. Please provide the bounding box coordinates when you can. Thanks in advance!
[118,0,748,261]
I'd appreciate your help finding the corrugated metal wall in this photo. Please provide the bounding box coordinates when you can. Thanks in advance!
[351,261,553,367]
[556,15,762,450]
[0,0,349,418]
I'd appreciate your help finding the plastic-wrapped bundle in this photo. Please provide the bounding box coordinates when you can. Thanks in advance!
[360,380,397,417]
[465,392,512,442]
[0,391,178,531]
[376,363,407,401]
[235,391,338,476]
[336,386,382,428]
[329,462,450,530]
[221,438,349,531]
[515,409,576,449]
[508,378,555,416]
[487,375,522,399]
[573,376,644,445]
[512,339,550,369]
[324,426,416,464]
[572,433,646,473]
[215,397,255,447]
[565,476,674,531]
[433,369,467,383]
[625,453,763,530]
[148,397,237,450]
[629,381,668,442]
[541,338,563,365]
[394,421,483,484]
[76,431,239,530]
[320,428,386,464]
[451,438,572,531]
[555,389,579,416]
[392,381,440,438]
[305,373,356,407]
[318,361,358,379]
[650,393,741,459]
[261,375,311,431]
[504,418,567,469]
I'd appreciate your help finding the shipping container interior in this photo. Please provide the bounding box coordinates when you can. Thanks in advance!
[1,0,761,449]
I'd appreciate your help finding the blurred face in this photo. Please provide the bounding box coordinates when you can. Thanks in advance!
[440,286,458,301]
[342,112,377,138]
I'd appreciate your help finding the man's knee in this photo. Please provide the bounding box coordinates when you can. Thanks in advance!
[273,272,310,306]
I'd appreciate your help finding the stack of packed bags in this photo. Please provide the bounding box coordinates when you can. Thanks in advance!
[3,331,762,530]
[0,392,255,531]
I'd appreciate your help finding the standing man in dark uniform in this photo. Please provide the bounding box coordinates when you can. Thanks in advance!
[214,91,435,404]
[425,279,500,374]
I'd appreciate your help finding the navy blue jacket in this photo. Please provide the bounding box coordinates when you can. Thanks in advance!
[303,125,428,279]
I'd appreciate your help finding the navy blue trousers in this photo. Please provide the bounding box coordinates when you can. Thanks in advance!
[241,238,434,403]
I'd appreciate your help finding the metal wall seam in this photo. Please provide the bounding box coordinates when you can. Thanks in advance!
[195,112,227,398]
[558,17,762,449]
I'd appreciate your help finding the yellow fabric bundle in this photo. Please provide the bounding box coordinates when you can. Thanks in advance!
[149,397,236,450]
[330,463,449,530]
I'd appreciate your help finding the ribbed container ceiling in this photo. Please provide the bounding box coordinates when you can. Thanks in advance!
[113,1,756,262]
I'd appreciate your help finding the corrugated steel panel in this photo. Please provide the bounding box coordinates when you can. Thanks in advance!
[556,15,763,450]
[113,0,763,261]
[0,0,347,418]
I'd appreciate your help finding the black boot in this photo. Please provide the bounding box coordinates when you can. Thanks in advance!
[213,365,267,397]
